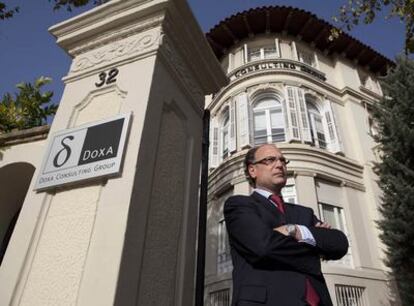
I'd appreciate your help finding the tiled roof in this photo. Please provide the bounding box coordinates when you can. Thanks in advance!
[206,6,394,75]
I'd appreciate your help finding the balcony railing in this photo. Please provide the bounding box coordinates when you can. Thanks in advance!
[335,284,367,306]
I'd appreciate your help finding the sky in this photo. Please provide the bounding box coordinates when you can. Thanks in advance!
[0,0,405,108]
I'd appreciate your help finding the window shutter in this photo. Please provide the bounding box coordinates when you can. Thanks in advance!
[243,44,248,64]
[236,93,251,148]
[228,53,233,73]
[229,99,236,153]
[296,88,312,142]
[291,41,298,60]
[323,100,343,153]
[313,52,320,70]
[275,38,281,58]
[284,86,300,141]
[209,116,219,168]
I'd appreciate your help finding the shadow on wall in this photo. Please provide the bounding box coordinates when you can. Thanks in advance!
[0,144,13,162]
[0,162,35,265]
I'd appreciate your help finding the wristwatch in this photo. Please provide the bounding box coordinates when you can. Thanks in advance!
[286,224,297,237]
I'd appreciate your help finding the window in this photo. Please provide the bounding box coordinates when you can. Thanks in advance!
[221,111,230,159]
[335,285,367,306]
[209,289,231,306]
[248,47,262,62]
[307,100,327,149]
[264,45,278,59]
[297,46,317,68]
[365,104,379,137]
[281,183,297,204]
[245,40,280,63]
[368,115,378,137]
[319,203,345,231]
[210,116,220,168]
[358,70,371,89]
[253,96,285,145]
[358,70,381,94]
[217,220,232,273]
[318,203,352,266]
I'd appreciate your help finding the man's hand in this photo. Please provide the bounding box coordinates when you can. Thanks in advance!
[273,225,302,241]
[315,222,331,229]
[274,225,288,235]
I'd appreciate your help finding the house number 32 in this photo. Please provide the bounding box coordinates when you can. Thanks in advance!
[95,68,119,87]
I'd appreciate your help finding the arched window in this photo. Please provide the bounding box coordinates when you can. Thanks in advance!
[306,99,327,149]
[253,95,285,145]
[221,110,230,158]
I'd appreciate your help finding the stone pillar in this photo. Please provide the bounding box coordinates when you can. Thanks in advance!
[0,1,227,305]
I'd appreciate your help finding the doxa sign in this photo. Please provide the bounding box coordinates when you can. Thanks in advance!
[35,113,131,191]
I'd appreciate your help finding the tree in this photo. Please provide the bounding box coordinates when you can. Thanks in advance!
[333,0,414,54]
[0,77,58,133]
[334,3,414,304]
[371,56,414,306]
[0,0,109,20]
[50,0,110,11]
[0,2,18,20]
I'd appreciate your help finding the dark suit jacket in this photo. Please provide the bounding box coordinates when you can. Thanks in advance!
[224,192,349,306]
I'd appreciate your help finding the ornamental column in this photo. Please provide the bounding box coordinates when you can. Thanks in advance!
[0,0,227,305]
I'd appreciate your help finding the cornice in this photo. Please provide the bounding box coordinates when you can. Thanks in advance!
[68,14,165,57]
[208,65,381,112]
[0,126,50,147]
[49,0,168,55]
[52,0,227,95]
[208,151,246,197]
[322,265,389,281]
[281,144,364,179]
[208,144,366,195]
[208,73,338,113]
[69,27,163,73]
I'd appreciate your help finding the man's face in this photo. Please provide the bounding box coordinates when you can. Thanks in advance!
[248,144,288,193]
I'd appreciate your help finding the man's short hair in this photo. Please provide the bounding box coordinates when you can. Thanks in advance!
[244,146,260,187]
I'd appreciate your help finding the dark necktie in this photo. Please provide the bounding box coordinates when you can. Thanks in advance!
[270,194,320,306]
[306,278,320,306]
[269,194,285,214]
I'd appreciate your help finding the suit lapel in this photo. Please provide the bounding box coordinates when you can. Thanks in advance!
[251,192,286,224]
[283,203,295,223]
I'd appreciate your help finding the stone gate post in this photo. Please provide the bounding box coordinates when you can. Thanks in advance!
[0,1,227,305]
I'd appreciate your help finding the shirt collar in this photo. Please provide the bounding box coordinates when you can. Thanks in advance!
[253,188,275,199]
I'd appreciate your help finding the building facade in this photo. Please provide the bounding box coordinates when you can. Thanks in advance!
[204,6,397,306]
[0,4,400,306]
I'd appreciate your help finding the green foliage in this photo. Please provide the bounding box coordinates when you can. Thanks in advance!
[0,0,109,20]
[333,0,414,54]
[372,56,414,306]
[0,77,58,133]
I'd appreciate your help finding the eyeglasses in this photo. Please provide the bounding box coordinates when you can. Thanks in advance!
[252,156,290,166]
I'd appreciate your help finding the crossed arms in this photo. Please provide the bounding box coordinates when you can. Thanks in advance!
[224,196,349,275]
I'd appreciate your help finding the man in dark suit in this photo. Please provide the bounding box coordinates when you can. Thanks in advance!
[224,144,348,306]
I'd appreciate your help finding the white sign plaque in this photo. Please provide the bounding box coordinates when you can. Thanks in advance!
[35,113,131,191]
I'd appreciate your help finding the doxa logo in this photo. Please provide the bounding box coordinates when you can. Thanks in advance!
[53,135,74,168]
[36,113,131,191]
[78,118,123,165]
[82,147,114,161]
